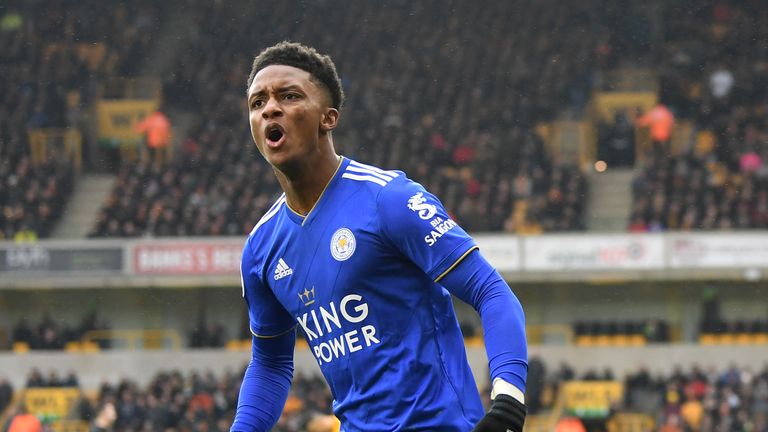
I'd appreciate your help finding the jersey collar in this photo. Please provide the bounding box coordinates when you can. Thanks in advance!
[284,156,348,226]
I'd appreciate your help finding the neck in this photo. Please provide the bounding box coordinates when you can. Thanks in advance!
[275,149,341,216]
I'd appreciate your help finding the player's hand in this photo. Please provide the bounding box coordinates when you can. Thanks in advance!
[472,394,526,432]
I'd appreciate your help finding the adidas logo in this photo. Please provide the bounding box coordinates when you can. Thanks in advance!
[274,258,293,280]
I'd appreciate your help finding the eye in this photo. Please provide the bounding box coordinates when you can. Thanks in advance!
[250,98,264,109]
[284,93,300,100]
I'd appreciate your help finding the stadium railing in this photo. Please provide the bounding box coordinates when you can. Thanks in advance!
[98,77,162,101]
[49,420,89,432]
[606,413,655,432]
[81,329,182,351]
[28,129,83,173]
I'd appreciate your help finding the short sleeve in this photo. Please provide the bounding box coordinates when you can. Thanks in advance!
[378,177,477,281]
[241,240,296,337]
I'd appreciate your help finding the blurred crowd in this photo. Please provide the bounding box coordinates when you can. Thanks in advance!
[0,152,73,240]
[629,0,768,231]
[624,363,768,432]
[2,311,234,351]
[523,358,768,432]
[4,0,768,237]
[573,319,672,343]
[7,313,110,351]
[0,0,167,240]
[630,147,768,232]
[3,361,768,432]
[89,0,595,237]
[1,368,334,432]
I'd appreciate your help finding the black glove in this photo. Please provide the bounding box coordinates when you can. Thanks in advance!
[472,394,526,432]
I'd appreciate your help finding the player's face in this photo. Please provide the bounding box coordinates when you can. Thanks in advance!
[247,65,335,169]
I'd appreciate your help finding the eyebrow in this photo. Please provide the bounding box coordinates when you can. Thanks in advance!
[248,84,304,102]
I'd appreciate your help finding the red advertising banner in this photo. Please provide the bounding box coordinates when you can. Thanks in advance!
[133,242,241,274]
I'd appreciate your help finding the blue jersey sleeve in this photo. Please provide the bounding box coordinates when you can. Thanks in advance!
[241,239,296,337]
[440,249,528,392]
[233,240,297,431]
[231,332,295,431]
[377,177,476,280]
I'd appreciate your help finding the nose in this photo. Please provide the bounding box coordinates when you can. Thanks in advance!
[261,96,283,119]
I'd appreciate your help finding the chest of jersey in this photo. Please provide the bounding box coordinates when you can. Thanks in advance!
[263,196,392,365]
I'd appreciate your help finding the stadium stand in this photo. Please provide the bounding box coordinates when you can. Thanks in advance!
[88,0,593,238]
[627,0,768,231]
[0,0,167,240]
[4,1,767,237]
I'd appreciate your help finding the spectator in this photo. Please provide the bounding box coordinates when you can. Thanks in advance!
[134,109,172,164]
[25,369,46,388]
[5,402,42,432]
[740,150,763,174]
[680,388,704,431]
[598,110,636,167]
[90,402,117,432]
[709,65,734,100]
[0,376,13,414]
[555,417,587,432]
[635,103,675,155]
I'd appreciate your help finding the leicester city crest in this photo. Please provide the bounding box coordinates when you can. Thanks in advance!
[330,227,356,261]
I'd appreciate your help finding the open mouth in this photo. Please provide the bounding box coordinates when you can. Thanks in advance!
[267,128,283,142]
[265,124,285,145]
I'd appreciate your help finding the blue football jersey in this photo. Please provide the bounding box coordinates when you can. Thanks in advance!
[240,157,484,431]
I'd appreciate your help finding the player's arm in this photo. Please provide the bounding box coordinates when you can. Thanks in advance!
[231,331,295,431]
[231,242,297,432]
[439,250,527,432]
[377,178,527,432]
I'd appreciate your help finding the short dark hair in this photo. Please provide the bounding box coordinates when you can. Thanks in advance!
[247,41,345,110]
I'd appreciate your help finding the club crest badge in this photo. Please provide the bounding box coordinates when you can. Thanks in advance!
[330,227,356,261]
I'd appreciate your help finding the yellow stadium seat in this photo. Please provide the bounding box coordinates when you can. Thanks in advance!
[718,333,737,345]
[65,342,81,352]
[80,341,100,352]
[594,335,611,346]
[12,341,30,353]
[225,340,244,351]
[575,335,594,347]
[464,336,484,348]
[698,334,718,345]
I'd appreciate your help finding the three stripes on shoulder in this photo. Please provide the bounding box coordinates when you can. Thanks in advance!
[341,161,398,187]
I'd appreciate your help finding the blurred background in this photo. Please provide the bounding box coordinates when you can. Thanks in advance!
[1,0,767,431]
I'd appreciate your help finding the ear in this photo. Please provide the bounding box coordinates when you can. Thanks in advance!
[320,108,339,133]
